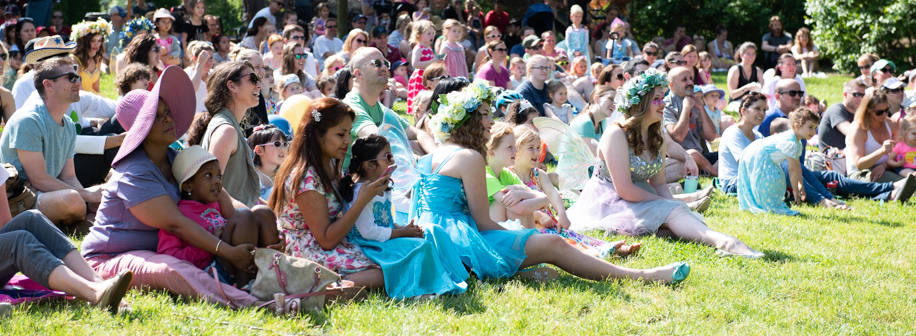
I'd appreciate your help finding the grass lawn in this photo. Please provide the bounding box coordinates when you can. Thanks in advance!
[6,72,914,335]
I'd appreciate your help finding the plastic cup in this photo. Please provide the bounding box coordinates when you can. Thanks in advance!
[684,175,698,194]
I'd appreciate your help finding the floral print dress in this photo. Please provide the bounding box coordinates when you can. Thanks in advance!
[277,166,376,275]
[407,45,435,115]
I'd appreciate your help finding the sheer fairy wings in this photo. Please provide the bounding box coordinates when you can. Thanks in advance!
[532,117,597,191]
[377,111,420,215]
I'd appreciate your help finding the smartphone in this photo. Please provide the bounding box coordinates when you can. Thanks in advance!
[382,164,399,178]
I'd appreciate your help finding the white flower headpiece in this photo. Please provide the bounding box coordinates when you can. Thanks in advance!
[518,99,534,111]
[615,68,670,114]
[429,79,498,143]
[70,18,113,42]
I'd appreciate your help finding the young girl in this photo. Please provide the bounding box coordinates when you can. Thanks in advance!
[158,146,262,288]
[321,55,346,77]
[339,135,468,299]
[438,19,470,79]
[262,34,285,71]
[570,56,590,80]
[248,125,289,202]
[275,74,302,112]
[316,75,336,97]
[697,51,713,84]
[503,100,539,126]
[564,5,590,62]
[889,114,916,177]
[312,3,330,37]
[152,8,181,66]
[412,0,430,21]
[544,80,576,124]
[407,20,437,115]
[70,19,110,95]
[509,125,639,258]
[509,57,526,89]
[605,21,634,61]
[737,108,820,215]
[181,0,209,48]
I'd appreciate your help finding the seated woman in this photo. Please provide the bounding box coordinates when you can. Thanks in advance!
[416,79,689,283]
[736,108,818,215]
[80,66,281,310]
[847,89,904,183]
[274,42,322,99]
[566,69,764,258]
[570,85,618,155]
[338,134,469,299]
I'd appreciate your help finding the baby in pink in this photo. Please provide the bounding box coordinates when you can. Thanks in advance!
[889,120,916,177]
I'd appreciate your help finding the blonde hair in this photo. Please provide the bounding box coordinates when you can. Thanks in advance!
[486,121,515,153]
[510,57,525,68]
[854,88,888,130]
[323,55,346,71]
[442,19,465,40]
[901,113,916,139]
[570,5,584,15]
[410,20,435,45]
[513,125,540,150]
[342,29,368,53]
[526,55,548,75]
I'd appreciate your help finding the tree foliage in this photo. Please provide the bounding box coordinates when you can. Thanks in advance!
[806,0,916,74]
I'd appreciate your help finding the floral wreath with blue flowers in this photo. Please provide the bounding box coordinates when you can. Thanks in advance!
[119,18,155,48]
[428,79,498,143]
[615,68,670,114]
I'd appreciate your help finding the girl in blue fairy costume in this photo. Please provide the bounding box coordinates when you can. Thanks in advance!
[414,79,689,283]
[564,5,590,62]
[338,134,469,299]
[738,108,820,215]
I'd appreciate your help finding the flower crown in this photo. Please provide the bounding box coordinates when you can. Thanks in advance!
[429,79,498,143]
[70,18,112,42]
[119,18,155,47]
[615,68,670,114]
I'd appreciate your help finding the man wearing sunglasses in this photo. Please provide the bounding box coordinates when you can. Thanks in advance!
[281,25,318,77]
[758,79,803,138]
[369,26,402,66]
[343,48,437,166]
[0,57,101,228]
[313,18,343,70]
[818,79,866,150]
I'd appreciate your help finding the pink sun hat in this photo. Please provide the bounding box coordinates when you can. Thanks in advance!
[112,66,195,167]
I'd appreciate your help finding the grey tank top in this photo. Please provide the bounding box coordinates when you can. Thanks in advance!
[201,109,260,207]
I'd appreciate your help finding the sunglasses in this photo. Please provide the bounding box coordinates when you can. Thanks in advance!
[528,45,542,51]
[486,34,502,39]
[231,72,261,85]
[672,60,687,65]
[430,75,449,81]
[878,67,894,74]
[332,66,343,71]
[493,48,507,53]
[0,53,6,61]
[49,72,81,83]
[326,24,338,29]
[886,88,904,94]
[295,53,307,59]
[615,73,624,81]
[858,64,872,71]
[290,35,305,41]
[531,66,550,71]
[355,38,366,44]
[151,46,161,53]
[360,58,390,69]
[259,140,290,149]
[873,107,889,116]
[369,153,394,162]
[644,51,657,56]
[779,90,805,97]
[52,15,63,19]
[851,92,865,98]
[557,61,569,66]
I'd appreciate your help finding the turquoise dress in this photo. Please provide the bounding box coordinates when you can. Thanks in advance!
[411,148,538,279]
[737,131,803,215]
[345,185,469,299]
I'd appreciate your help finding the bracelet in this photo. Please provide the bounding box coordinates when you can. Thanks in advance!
[215,240,222,254]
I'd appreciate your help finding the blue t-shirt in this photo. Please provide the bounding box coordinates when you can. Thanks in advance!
[0,101,76,181]
[718,125,762,186]
[510,44,526,57]
[757,106,786,138]
[516,80,548,116]
[82,148,181,259]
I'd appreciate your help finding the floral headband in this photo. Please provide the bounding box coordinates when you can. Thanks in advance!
[119,17,155,47]
[615,68,670,114]
[429,79,498,143]
[70,18,113,42]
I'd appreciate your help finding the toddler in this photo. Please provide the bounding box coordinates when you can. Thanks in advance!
[700,84,725,135]
[275,74,302,112]
[889,114,916,177]
[544,80,576,124]
[564,5,590,61]
[248,125,289,201]
[509,57,526,89]
[407,20,437,114]
[438,19,469,79]
[391,60,409,88]
[316,75,336,97]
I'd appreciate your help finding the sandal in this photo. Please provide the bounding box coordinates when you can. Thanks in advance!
[95,269,133,315]
[669,262,690,284]
[515,267,559,283]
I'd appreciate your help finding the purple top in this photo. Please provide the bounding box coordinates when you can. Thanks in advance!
[81,148,180,259]
[476,62,510,89]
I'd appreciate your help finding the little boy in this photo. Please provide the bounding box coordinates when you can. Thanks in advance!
[699,84,726,135]
[316,75,336,97]
[391,60,410,88]
[509,57,526,89]
[276,74,302,112]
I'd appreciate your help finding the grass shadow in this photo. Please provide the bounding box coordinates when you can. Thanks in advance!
[835,215,904,227]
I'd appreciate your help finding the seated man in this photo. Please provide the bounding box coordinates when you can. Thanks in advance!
[0,57,101,227]
[759,78,802,137]
[663,67,718,177]
[818,78,865,150]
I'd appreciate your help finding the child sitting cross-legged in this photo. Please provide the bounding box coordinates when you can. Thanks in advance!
[158,146,274,288]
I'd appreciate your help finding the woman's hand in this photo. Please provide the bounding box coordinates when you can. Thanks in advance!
[871,164,887,181]
[740,82,761,92]
[881,140,896,155]
[225,243,256,271]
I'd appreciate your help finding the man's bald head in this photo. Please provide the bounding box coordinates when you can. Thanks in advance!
[349,47,389,94]
[775,78,802,111]
[349,47,382,71]
[668,67,694,97]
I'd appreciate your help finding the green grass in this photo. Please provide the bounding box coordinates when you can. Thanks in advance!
[7,73,915,334]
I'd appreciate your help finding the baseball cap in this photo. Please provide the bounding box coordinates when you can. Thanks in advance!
[5,4,20,15]
[882,77,906,90]
[353,14,367,23]
[371,25,387,38]
[522,35,541,49]
[110,6,127,18]
[870,59,896,74]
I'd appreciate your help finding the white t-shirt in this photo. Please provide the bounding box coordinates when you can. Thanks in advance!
[346,183,394,242]
[248,7,277,28]
[240,36,258,50]
[184,67,208,113]
[313,36,343,70]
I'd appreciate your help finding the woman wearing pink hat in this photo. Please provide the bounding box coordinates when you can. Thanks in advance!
[80,66,279,309]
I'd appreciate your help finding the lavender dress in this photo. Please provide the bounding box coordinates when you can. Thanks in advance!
[568,149,702,236]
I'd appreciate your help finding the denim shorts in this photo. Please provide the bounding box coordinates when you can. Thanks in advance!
[203,259,236,286]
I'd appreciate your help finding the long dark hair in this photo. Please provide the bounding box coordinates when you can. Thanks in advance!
[247,17,269,37]
[269,98,356,213]
[333,66,352,99]
[338,134,389,203]
[187,61,254,146]
[280,42,306,83]
[423,77,470,117]
[14,19,35,52]
[247,124,288,167]
[72,33,106,70]
[125,34,158,66]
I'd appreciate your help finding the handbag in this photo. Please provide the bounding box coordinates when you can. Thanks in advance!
[249,249,342,312]
[3,164,38,217]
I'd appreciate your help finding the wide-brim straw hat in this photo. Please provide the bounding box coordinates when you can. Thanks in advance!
[112,66,195,167]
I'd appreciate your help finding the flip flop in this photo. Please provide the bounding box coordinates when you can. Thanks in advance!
[515,267,559,283]
[95,269,133,315]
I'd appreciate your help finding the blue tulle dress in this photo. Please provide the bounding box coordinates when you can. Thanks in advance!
[411,148,538,279]
[737,130,803,215]
[345,185,469,299]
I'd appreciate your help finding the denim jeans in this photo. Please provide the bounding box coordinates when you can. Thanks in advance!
[782,162,894,204]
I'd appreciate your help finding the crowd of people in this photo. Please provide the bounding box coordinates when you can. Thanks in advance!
[1,0,916,316]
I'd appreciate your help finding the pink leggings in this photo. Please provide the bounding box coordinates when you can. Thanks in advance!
[88,250,259,308]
